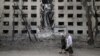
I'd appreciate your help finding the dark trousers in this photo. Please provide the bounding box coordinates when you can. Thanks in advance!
[65,46,73,54]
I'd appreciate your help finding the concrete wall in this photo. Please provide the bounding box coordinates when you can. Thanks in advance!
[0,0,100,39]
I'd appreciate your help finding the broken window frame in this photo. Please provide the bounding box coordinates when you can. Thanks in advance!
[77,6,82,10]
[77,30,83,34]
[67,6,73,10]
[22,30,27,34]
[58,6,64,10]
[68,30,74,34]
[3,21,9,26]
[31,14,37,18]
[3,30,9,34]
[22,5,28,10]
[31,6,37,10]
[68,14,73,18]
[58,14,64,18]
[4,13,10,17]
[58,22,64,25]
[31,30,37,34]
[13,0,19,2]
[77,22,83,26]
[31,22,37,26]
[68,22,73,26]
[4,0,10,2]
[4,5,10,10]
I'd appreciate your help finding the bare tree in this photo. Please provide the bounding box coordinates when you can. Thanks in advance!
[19,1,37,42]
[12,3,16,42]
[92,0,99,37]
[12,1,38,42]
[81,0,99,45]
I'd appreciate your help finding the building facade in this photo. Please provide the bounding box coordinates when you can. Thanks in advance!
[0,0,100,38]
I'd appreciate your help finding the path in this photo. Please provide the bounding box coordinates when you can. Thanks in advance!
[0,39,100,56]
[0,47,100,56]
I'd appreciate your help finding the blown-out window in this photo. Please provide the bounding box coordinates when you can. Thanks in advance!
[58,30,64,32]
[58,22,64,25]
[13,6,19,10]
[31,14,37,18]
[22,6,28,10]
[77,22,83,26]
[4,0,10,2]
[31,30,37,34]
[68,30,74,34]
[4,13,10,17]
[58,0,64,2]
[3,21,9,26]
[31,0,37,2]
[68,22,73,26]
[13,0,19,2]
[68,14,73,18]
[3,30,9,34]
[31,22,37,26]
[77,14,82,18]
[58,14,64,18]
[31,6,37,10]
[77,30,83,34]
[22,30,27,34]
[13,30,18,34]
[67,0,73,2]
[76,0,81,2]
[23,0,28,2]
[67,6,73,10]
[4,5,10,10]
[58,6,64,10]
[77,6,82,10]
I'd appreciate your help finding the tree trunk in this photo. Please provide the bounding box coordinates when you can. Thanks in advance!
[93,0,99,37]
[87,7,94,45]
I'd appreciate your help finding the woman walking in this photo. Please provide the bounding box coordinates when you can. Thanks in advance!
[59,34,66,54]
[66,34,73,56]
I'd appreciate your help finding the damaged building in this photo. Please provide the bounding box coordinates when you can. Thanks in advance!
[0,0,100,39]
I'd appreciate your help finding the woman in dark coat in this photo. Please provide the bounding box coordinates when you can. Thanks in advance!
[59,35,66,54]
